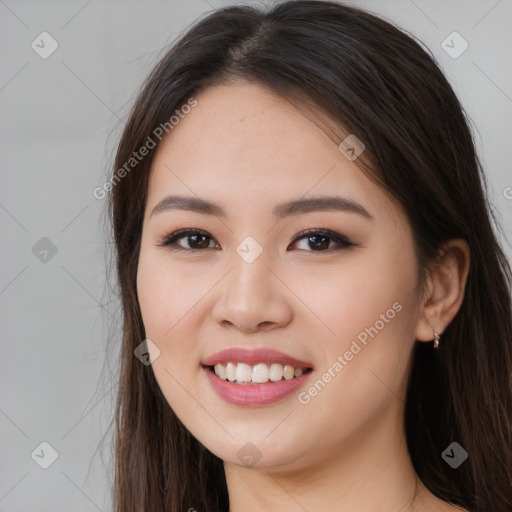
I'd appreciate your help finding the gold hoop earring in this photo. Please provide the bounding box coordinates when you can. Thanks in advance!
[433,329,441,349]
[427,319,441,349]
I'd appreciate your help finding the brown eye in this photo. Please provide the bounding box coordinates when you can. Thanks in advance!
[290,229,355,252]
[159,229,219,251]
[159,228,355,253]
[300,233,331,251]
[185,233,211,249]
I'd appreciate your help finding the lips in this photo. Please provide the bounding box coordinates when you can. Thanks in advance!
[201,347,314,406]
[201,347,314,369]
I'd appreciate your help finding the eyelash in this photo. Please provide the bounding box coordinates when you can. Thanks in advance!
[157,228,356,253]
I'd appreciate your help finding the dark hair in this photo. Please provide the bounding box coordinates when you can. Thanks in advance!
[107,1,512,511]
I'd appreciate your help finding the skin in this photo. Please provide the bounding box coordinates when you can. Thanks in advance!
[136,81,470,512]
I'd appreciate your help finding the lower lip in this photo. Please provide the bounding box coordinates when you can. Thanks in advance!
[202,366,312,407]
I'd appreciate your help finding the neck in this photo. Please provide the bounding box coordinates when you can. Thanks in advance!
[224,403,443,512]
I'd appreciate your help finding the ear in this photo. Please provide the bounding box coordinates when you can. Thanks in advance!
[415,239,470,343]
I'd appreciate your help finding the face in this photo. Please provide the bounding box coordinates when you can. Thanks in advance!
[136,81,424,471]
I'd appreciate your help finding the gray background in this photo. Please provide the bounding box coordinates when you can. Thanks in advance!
[1,1,511,510]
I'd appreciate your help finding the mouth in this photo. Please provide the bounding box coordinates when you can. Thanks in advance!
[203,362,313,385]
[202,365,313,407]
[201,347,314,406]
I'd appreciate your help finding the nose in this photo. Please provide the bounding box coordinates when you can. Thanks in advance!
[211,250,294,333]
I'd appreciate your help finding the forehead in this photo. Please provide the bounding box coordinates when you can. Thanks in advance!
[147,82,399,223]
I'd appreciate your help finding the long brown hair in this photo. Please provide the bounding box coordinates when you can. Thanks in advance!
[106,1,512,510]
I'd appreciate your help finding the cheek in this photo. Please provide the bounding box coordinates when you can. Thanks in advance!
[136,253,202,393]
[293,238,419,392]
[137,254,206,416]
[137,252,206,341]
[288,251,418,442]
[296,248,417,343]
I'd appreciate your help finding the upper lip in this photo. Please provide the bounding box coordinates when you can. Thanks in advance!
[202,347,314,369]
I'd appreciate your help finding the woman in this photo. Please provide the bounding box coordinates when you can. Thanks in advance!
[107,1,512,511]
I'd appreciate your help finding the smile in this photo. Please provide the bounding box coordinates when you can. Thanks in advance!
[201,347,314,406]
[208,362,312,385]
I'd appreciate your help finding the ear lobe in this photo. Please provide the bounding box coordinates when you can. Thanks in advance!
[415,239,470,343]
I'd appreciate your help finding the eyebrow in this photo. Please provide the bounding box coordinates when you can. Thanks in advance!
[150,194,373,221]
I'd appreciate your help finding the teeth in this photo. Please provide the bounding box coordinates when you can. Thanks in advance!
[235,362,252,383]
[225,362,236,382]
[283,365,294,380]
[215,363,227,380]
[269,363,283,381]
[252,363,269,383]
[212,362,309,384]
